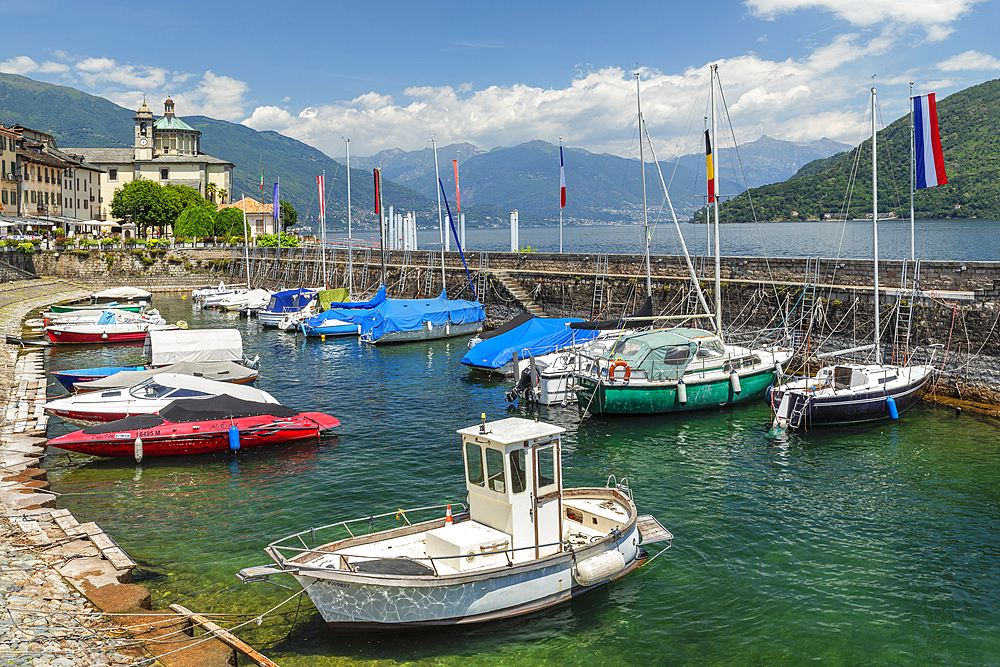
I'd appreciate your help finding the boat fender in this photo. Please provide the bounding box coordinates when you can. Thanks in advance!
[677,378,687,404]
[774,362,783,378]
[730,371,742,395]
[101,333,108,340]
[573,550,626,587]
[229,425,241,451]
[610,360,631,383]
[886,396,899,420]
[134,437,143,464]
[765,384,774,403]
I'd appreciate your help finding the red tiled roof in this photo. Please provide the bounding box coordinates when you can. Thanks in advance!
[218,197,274,214]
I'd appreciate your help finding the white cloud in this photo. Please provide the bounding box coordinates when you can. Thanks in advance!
[171,71,249,121]
[745,0,985,41]
[0,56,70,76]
[935,50,1000,71]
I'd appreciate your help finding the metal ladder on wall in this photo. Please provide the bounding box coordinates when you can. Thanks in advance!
[424,250,435,294]
[794,257,821,353]
[359,248,372,292]
[590,254,609,320]
[399,250,412,292]
[892,259,921,364]
[685,256,708,315]
[476,252,489,300]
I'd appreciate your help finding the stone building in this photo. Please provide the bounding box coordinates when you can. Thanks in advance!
[0,126,19,218]
[66,98,234,224]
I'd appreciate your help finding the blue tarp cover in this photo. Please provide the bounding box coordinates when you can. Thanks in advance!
[319,290,484,341]
[264,288,317,314]
[461,317,600,370]
[97,310,116,325]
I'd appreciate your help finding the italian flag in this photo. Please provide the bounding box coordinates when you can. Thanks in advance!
[259,168,264,191]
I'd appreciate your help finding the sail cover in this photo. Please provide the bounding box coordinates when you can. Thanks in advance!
[460,317,600,370]
[264,288,317,314]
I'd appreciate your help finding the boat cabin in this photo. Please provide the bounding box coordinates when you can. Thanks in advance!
[603,328,758,382]
[424,418,566,568]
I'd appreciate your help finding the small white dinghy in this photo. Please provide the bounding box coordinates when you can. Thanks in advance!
[238,416,672,631]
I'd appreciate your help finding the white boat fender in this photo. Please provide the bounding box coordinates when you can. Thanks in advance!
[229,425,241,451]
[573,550,626,587]
[134,437,143,463]
[102,333,108,340]
[773,362,783,378]
[676,378,687,404]
[730,371,742,394]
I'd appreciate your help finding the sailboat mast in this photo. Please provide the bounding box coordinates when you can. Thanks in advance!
[433,140,446,292]
[909,81,915,262]
[711,64,722,340]
[636,72,652,298]
[872,86,882,365]
[321,170,327,290]
[345,138,353,297]
[241,195,251,290]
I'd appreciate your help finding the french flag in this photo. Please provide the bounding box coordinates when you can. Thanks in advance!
[913,93,948,190]
[560,145,566,208]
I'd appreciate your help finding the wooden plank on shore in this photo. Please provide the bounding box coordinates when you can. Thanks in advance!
[168,604,281,667]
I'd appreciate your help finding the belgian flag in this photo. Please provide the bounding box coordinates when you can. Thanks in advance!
[705,130,715,204]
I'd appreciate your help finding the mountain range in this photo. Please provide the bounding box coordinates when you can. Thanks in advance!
[0,72,849,230]
[718,77,1000,221]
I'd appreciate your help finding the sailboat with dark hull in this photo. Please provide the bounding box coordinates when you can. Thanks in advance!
[770,86,935,430]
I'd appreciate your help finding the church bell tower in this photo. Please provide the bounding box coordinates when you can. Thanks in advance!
[134,99,154,161]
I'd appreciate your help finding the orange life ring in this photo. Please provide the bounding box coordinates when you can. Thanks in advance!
[610,360,631,381]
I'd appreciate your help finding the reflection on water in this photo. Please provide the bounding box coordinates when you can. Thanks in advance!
[39,294,1000,666]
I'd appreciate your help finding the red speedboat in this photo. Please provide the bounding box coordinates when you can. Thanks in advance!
[47,396,340,457]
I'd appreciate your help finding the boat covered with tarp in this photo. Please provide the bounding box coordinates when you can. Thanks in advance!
[47,395,340,458]
[144,328,253,367]
[318,290,483,344]
[91,287,152,301]
[461,317,599,373]
[258,289,318,328]
[301,286,387,338]
[72,360,258,392]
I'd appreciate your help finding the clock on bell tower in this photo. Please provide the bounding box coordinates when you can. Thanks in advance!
[134,98,154,161]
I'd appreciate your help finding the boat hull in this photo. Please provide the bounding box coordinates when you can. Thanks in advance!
[303,323,360,338]
[46,329,151,345]
[50,303,144,313]
[54,366,148,390]
[47,412,340,457]
[364,321,483,345]
[288,517,640,630]
[770,369,930,428]
[576,364,779,415]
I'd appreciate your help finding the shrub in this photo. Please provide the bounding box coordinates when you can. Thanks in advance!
[173,236,190,244]
[101,236,119,247]
[145,238,170,250]
[16,242,35,254]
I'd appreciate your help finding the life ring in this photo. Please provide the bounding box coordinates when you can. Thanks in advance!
[610,360,631,381]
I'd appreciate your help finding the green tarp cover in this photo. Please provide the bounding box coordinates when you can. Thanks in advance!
[319,289,350,311]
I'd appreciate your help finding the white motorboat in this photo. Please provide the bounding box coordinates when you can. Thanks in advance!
[238,416,672,630]
[44,372,278,426]
[277,298,317,331]
[220,288,272,313]
[507,334,626,406]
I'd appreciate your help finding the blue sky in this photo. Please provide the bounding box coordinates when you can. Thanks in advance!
[2,0,998,160]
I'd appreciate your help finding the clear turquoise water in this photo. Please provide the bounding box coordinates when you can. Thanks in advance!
[40,295,1000,666]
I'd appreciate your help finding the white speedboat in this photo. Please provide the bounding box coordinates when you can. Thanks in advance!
[507,334,626,406]
[238,416,672,630]
[44,372,278,426]
[220,289,272,313]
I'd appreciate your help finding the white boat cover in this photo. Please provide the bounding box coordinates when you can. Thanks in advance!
[73,361,257,391]
[144,328,245,366]
[92,287,153,300]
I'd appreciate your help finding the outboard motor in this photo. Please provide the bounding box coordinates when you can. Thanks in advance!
[505,367,534,402]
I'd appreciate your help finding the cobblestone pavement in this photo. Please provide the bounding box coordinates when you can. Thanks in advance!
[1,279,145,667]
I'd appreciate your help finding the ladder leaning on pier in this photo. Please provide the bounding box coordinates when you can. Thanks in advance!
[590,254,609,320]
[476,252,489,300]
[793,257,821,354]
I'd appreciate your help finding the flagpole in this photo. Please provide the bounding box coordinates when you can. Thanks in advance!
[909,81,915,262]
[275,176,280,267]
[559,137,563,254]
[432,139,446,293]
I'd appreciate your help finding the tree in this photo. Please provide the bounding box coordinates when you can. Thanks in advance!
[174,206,215,238]
[213,207,246,237]
[110,179,170,237]
[217,188,228,204]
[205,182,218,203]
[163,184,212,228]
[279,200,298,230]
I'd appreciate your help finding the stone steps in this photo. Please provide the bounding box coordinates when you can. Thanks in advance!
[494,271,546,317]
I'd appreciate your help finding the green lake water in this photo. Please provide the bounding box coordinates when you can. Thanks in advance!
[38,294,1000,666]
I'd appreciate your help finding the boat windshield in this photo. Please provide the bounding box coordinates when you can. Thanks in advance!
[130,379,211,399]
[695,338,726,357]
